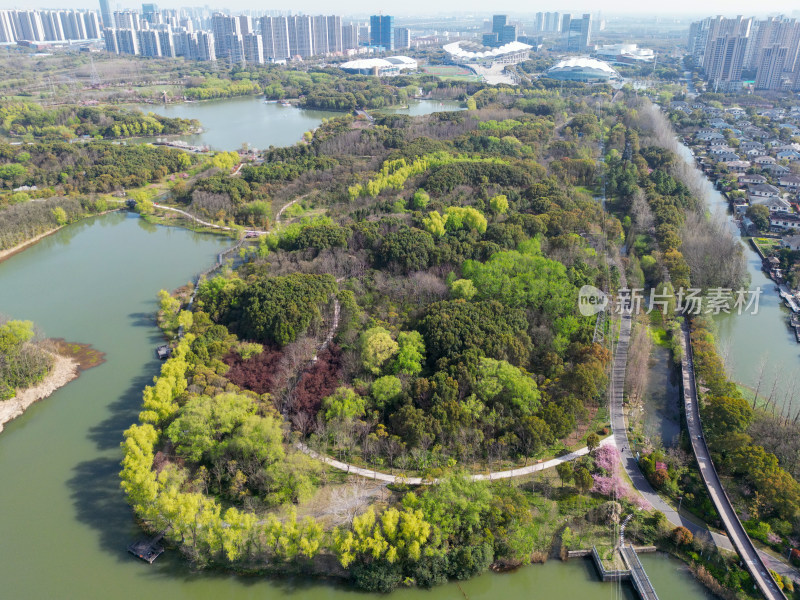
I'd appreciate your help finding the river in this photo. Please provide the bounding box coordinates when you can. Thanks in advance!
[131,96,463,151]
[674,142,800,408]
[0,212,714,598]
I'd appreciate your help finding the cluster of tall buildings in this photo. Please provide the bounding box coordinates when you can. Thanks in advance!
[490,12,592,52]
[482,15,518,48]
[689,15,800,91]
[0,9,101,43]
[97,5,408,64]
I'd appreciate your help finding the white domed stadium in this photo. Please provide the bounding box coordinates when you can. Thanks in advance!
[545,57,620,82]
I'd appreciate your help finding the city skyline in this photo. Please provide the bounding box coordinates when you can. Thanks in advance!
[1,2,800,19]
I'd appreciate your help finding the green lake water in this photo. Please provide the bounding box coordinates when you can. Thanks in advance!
[131,96,463,151]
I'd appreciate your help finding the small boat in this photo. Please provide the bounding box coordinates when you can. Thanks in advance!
[264,99,277,103]
[281,101,292,107]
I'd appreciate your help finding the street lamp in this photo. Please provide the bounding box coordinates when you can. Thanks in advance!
[678,496,683,513]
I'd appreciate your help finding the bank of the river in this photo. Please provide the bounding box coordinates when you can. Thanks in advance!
[0,225,64,263]
[674,141,800,407]
[0,352,78,434]
[0,212,716,600]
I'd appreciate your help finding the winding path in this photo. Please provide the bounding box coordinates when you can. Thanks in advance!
[296,435,616,486]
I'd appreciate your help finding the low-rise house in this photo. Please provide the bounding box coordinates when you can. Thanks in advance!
[741,141,765,152]
[771,212,800,230]
[715,152,741,163]
[725,160,750,173]
[709,138,729,148]
[740,173,767,185]
[749,183,781,198]
[778,150,800,162]
[755,155,777,165]
[755,196,792,213]
[779,175,800,190]
[732,197,749,215]
[764,163,791,176]
[697,131,725,141]
[745,148,767,157]
[782,234,800,251]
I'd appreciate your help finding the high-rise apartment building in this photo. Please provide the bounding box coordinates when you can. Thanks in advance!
[260,16,290,60]
[116,28,139,55]
[98,0,112,28]
[394,27,410,49]
[138,29,161,56]
[755,44,787,89]
[564,13,592,52]
[370,15,393,51]
[243,32,263,64]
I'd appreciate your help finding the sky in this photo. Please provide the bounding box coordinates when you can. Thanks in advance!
[5,0,800,18]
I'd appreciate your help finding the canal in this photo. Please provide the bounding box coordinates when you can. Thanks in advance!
[131,96,463,151]
[675,142,800,407]
[0,212,714,598]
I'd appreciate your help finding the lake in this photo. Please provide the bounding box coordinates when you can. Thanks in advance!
[131,96,463,151]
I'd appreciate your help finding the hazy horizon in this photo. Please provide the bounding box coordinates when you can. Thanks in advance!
[3,1,800,20]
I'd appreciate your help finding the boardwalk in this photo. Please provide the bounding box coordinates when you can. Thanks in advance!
[680,319,786,600]
[620,545,659,600]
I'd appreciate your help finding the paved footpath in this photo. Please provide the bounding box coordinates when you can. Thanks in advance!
[296,435,616,486]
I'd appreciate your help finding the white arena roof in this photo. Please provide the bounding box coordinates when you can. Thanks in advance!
[545,57,620,81]
[443,40,532,60]
[340,56,417,71]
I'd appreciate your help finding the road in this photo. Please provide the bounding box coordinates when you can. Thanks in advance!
[680,319,786,599]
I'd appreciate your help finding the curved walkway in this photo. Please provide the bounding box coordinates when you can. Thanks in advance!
[152,203,267,236]
[296,435,616,485]
[680,319,786,600]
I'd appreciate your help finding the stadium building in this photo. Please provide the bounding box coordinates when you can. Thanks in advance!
[544,57,620,82]
[339,55,417,76]
[442,39,531,66]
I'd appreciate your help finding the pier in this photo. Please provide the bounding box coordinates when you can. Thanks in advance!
[127,532,165,564]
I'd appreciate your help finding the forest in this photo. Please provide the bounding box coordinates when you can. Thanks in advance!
[0,102,197,140]
[115,85,778,596]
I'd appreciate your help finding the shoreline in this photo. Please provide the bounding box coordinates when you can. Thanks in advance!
[0,207,127,266]
[0,226,63,264]
[0,352,79,434]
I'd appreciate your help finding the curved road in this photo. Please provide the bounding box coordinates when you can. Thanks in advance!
[680,320,786,600]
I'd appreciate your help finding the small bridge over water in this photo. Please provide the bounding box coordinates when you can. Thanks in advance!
[591,544,659,600]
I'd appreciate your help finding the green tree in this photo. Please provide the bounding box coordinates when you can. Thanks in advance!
[371,376,403,410]
[556,462,574,487]
[489,194,509,214]
[51,206,68,226]
[361,326,399,374]
[450,278,477,300]
[574,466,593,494]
[322,387,366,421]
[746,204,770,231]
[392,330,425,375]
[586,433,600,454]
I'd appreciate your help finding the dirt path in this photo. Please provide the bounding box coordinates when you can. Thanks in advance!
[0,353,79,434]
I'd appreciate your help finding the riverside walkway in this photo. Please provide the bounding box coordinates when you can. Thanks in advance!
[679,319,786,600]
